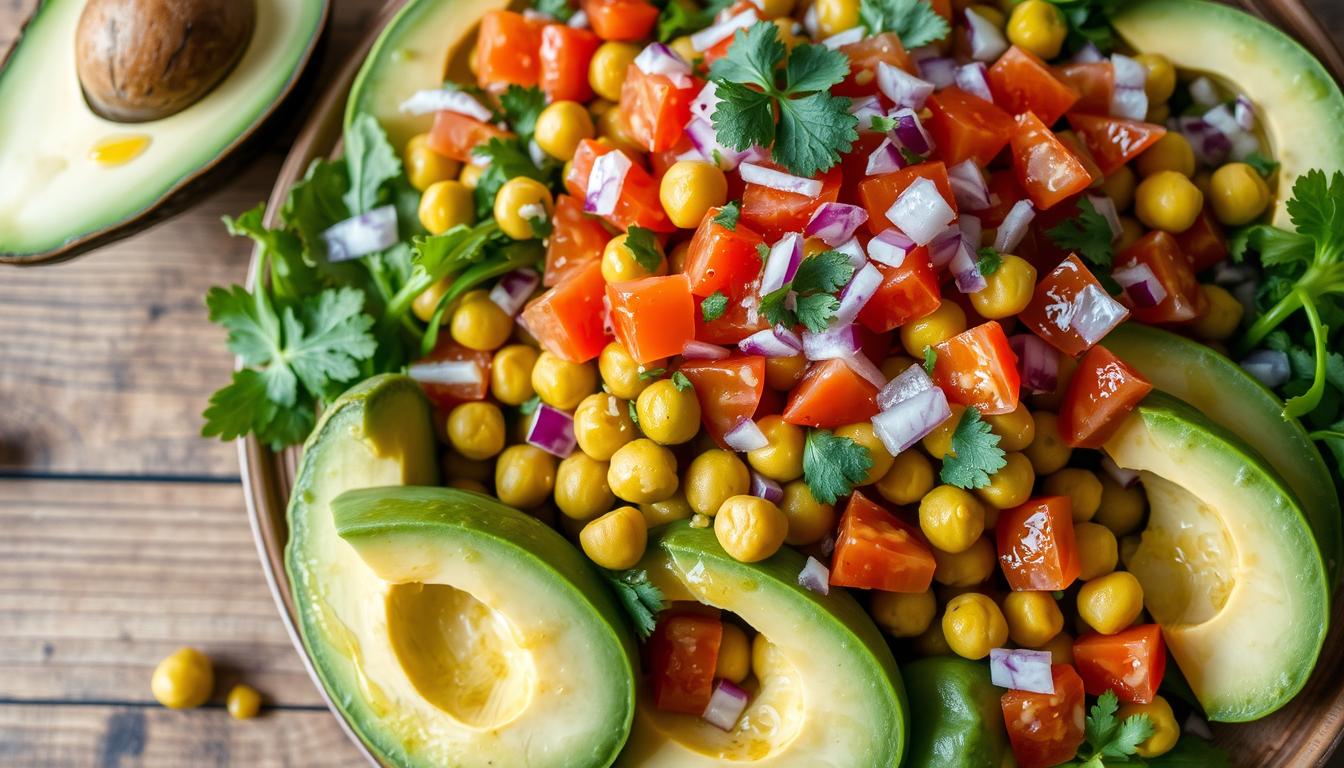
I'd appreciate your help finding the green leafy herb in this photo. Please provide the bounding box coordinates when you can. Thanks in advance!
[939,407,1007,489]
[527,213,554,238]
[343,113,404,216]
[533,0,576,21]
[657,0,734,42]
[709,22,858,177]
[1047,197,1115,274]
[639,367,668,381]
[756,242,771,260]
[977,246,1003,276]
[870,115,897,132]
[761,250,856,332]
[1244,151,1281,178]
[472,137,558,220]
[520,394,542,415]
[629,399,640,425]
[859,0,950,48]
[499,85,547,142]
[923,345,937,375]
[1065,690,1155,768]
[701,291,730,322]
[1045,0,1122,55]
[671,371,694,391]
[803,428,874,505]
[714,201,741,230]
[604,569,665,639]
[900,147,927,166]
[625,225,663,272]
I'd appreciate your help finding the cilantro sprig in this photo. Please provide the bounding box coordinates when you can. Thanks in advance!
[939,407,1007,489]
[604,569,665,639]
[1061,691,1154,768]
[1047,197,1115,276]
[802,428,873,504]
[714,201,741,231]
[760,250,855,332]
[859,0,950,48]
[709,22,857,177]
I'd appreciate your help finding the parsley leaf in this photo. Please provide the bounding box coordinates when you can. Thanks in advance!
[702,291,730,322]
[923,345,937,375]
[672,371,694,391]
[977,246,1003,276]
[938,407,1007,489]
[859,0,950,48]
[604,569,665,639]
[342,112,403,216]
[1047,197,1115,273]
[533,0,575,21]
[714,201,741,230]
[624,226,663,272]
[803,428,873,505]
[1244,151,1281,178]
[639,367,668,381]
[499,85,547,142]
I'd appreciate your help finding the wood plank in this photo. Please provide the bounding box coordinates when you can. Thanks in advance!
[0,704,365,768]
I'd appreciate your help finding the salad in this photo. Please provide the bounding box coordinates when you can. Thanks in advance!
[203,0,1344,765]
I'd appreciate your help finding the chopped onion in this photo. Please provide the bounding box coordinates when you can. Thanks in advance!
[751,471,785,504]
[1230,130,1262,162]
[585,151,632,215]
[682,340,731,360]
[724,418,769,452]
[702,680,750,731]
[797,556,831,595]
[889,108,934,156]
[1234,95,1257,131]
[822,27,864,49]
[877,363,934,411]
[408,359,484,386]
[834,263,883,325]
[803,323,861,360]
[1101,455,1140,488]
[635,43,693,89]
[918,56,957,89]
[834,237,867,271]
[866,137,907,176]
[567,8,589,27]
[845,352,888,390]
[876,62,934,110]
[1008,334,1060,394]
[1241,349,1291,389]
[526,404,577,457]
[1069,283,1130,347]
[958,213,982,247]
[739,326,803,357]
[849,95,887,125]
[1088,195,1122,241]
[1113,262,1168,308]
[740,163,822,197]
[886,177,956,246]
[802,3,820,37]
[948,160,991,211]
[323,205,399,262]
[691,8,757,52]
[528,140,549,168]
[488,268,541,317]
[1110,54,1148,120]
[1071,42,1103,64]
[950,239,987,294]
[690,81,721,122]
[928,225,962,270]
[994,200,1036,253]
[1177,116,1233,166]
[760,233,803,295]
[990,648,1055,694]
[872,387,951,455]
[868,229,916,268]
[954,62,994,103]
[806,203,869,246]
[1189,76,1221,108]
[398,89,493,121]
[965,8,1009,62]
[686,118,749,171]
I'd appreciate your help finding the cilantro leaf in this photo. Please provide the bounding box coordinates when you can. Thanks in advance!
[342,112,403,216]
[625,226,663,273]
[870,115,897,132]
[1070,689,1155,766]
[672,371,694,391]
[657,0,734,42]
[702,291,730,322]
[1244,151,1281,178]
[784,42,851,93]
[711,22,784,88]
[222,207,317,301]
[762,251,854,330]
[938,407,1006,489]
[792,251,854,294]
[795,292,842,332]
[775,90,861,183]
[803,428,873,505]
[499,85,547,142]
[1046,0,1122,55]
[472,137,558,219]
[1084,690,1121,751]
[711,81,777,154]
[760,285,794,327]
[639,367,668,381]
[604,569,665,639]
[978,246,1003,276]
[859,0,950,48]
[1099,715,1155,759]
[533,0,575,21]
[1047,197,1114,273]
[923,345,937,375]
[202,369,316,449]
[714,201,741,230]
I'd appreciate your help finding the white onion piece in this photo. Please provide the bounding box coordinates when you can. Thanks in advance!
[323,205,399,262]
[1241,349,1292,389]
[739,326,803,357]
[919,56,957,89]
[740,163,822,197]
[950,239,987,293]
[1110,54,1148,120]
[1088,195,1122,241]
[845,352,888,390]
[691,8,757,52]
[635,42,693,89]
[1230,130,1262,162]
[872,387,951,455]
[822,27,864,49]
[585,151,632,215]
[876,62,935,110]
[761,233,803,295]
[691,82,721,121]
[751,471,785,504]
[866,137,907,176]
[1203,103,1241,137]
[965,8,1009,62]
[408,359,485,386]
[1100,455,1141,489]
[527,139,549,168]
[806,203,869,246]
[523,8,553,21]
[948,160,991,211]
[1113,262,1167,308]
[868,229,916,268]
[1008,333,1059,394]
[724,418,769,452]
[526,404,577,458]
[399,89,493,121]
[682,340,731,359]
[702,680,750,731]
[887,177,956,246]
[1189,76,1221,108]
[488,268,541,317]
[954,62,994,103]
[803,324,861,360]
[834,237,867,271]
[1176,117,1233,166]
[994,200,1036,253]
[877,363,934,411]
[567,9,589,27]
[797,556,831,595]
[990,648,1055,694]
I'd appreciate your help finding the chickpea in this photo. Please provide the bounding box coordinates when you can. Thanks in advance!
[495,445,557,509]
[1043,468,1103,522]
[589,42,640,102]
[1134,53,1177,104]
[1006,0,1068,60]
[443,448,493,485]
[716,624,751,684]
[1147,102,1171,125]
[876,449,936,506]
[714,495,789,562]
[597,108,641,153]
[573,392,636,460]
[459,162,484,189]
[1036,629,1074,664]
[660,161,729,229]
[919,485,986,554]
[1137,133,1196,178]
[532,351,597,410]
[942,593,1009,660]
[494,177,555,240]
[636,379,702,445]
[418,179,476,234]
[779,480,835,546]
[752,633,787,679]
[972,452,1033,510]
[1095,474,1147,536]
[535,101,595,161]
[1139,174,1204,238]
[446,401,506,461]
[1118,697,1180,758]
[226,684,262,720]
[1116,216,1144,252]
[685,449,751,517]
[765,355,808,391]
[449,293,512,351]
[747,416,805,482]
[922,404,966,460]
[404,134,461,192]
[602,232,666,283]
[833,422,893,486]
[901,302,967,358]
[1187,284,1245,340]
[580,506,648,569]
[1209,162,1271,226]
[933,536,997,587]
[1100,166,1138,211]
[555,453,616,521]
[151,647,214,709]
[813,0,860,36]
[412,276,453,323]
[1075,521,1119,580]
[971,254,1037,319]
[985,404,1036,452]
[609,438,680,503]
[1077,571,1145,634]
[1024,412,1072,475]
[599,343,665,401]
[491,344,539,406]
[641,493,694,528]
[1003,591,1065,648]
[879,354,917,381]
[871,589,937,638]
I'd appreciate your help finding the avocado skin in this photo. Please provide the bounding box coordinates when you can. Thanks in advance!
[902,657,1010,768]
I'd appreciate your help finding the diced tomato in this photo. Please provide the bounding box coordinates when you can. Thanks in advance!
[1056,61,1114,115]
[926,87,1017,167]
[565,140,676,232]
[648,613,723,715]
[620,65,700,153]
[583,0,660,40]
[931,321,1020,416]
[741,164,842,242]
[545,194,612,286]
[1114,231,1207,324]
[836,33,913,97]
[607,275,696,363]
[1056,130,1105,190]
[997,496,1080,591]
[1059,345,1152,449]
[857,250,942,333]
[980,170,1028,228]
[414,340,492,409]
[476,11,543,89]
[427,111,514,163]
[1001,665,1087,768]
[987,46,1080,125]
[1174,207,1229,273]
[1074,625,1167,704]
[782,359,881,428]
[1065,114,1167,176]
[685,208,766,297]
[1010,112,1097,210]
[540,25,600,102]
[839,132,890,205]
[694,278,771,344]
[677,356,766,446]
[830,490,937,592]
[1019,254,1130,357]
[521,261,610,362]
[858,162,958,236]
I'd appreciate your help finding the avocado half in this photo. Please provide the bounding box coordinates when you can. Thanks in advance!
[1103,393,1329,722]
[0,0,328,264]
[620,522,908,767]
[1111,0,1344,229]
[286,375,637,768]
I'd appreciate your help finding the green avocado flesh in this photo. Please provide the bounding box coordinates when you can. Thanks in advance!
[902,658,1009,768]
[0,0,325,260]
[286,375,636,768]
[1103,393,1329,722]
[1112,0,1344,229]
[620,522,907,768]
[1104,323,1341,581]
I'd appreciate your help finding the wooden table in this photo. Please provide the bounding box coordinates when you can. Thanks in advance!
[2,0,1343,765]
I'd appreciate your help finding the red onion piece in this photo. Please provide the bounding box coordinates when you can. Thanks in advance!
[994,200,1036,253]
[1068,283,1130,347]
[802,323,861,360]
[845,351,888,390]
[886,177,956,246]
[585,151,632,215]
[1100,455,1141,489]
[399,89,493,121]
[1189,76,1221,108]
[761,233,803,295]
[740,163,822,198]
[877,363,934,411]
[702,680,750,731]
[806,202,869,246]
[686,118,750,171]
[682,340,731,360]
[1113,262,1167,308]
[834,263,883,325]
[889,108,934,156]
[866,137,907,176]
[822,27,864,49]
[959,213,982,249]
[876,62,934,110]
[488,268,541,317]
[871,387,951,455]
[1110,54,1149,120]
[1008,333,1060,394]
[724,418,769,452]
[526,404,577,457]
[1234,95,1257,131]
[928,225,962,270]
[950,238,987,294]
[954,62,994,103]
[868,229,916,268]
[965,7,1009,61]
[408,359,485,386]
[635,42,692,88]
[739,326,803,358]
[750,471,785,504]
[1241,349,1291,389]
[797,556,831,595]
[948,160,991,211]
[990,648,1055,694]
[690,8,757,52]
[1177,116,1233,166]
[323,205,400,262]
[918,56,957,89]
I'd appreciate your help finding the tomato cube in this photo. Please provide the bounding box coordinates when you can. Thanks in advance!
[685,208,766,297]
[545,194,612,287]
[521,261,610,363]
[997,496,1080,591]
[1073,624,1167,704]
[607,274,696,363]
[476,11,543,89]
[427,111,514,163]
[741,164,841,242]
[858,162,958,236]
[565,139,675,232]
[583,0,660,41]
[1056,61,1114,116]
[931,321,1021,416]
[926,87,1017,167]
[836,32,913,97]
[1019,255,1130,357]
[648,613,723,715]
[980,170,1029,228]
[677,356,766,446]
[694,278,772,344]
[987,46,1080,125]
[1175,207,1229,273]
[1001,665,1087,768]
[1010,112,1097,210]
[412,340,492,409]
[1065,114,1167,177]
[830,490,937,593]
[1059,344,1153,449]
[781,359,880,429]
[620,65,700,153]
[856,249,942,333]
[1115,231,1208,325]
[540,24,600,103]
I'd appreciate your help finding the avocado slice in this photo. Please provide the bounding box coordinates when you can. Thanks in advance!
[286,375,637,768]
[902,657,1010,768]
[0,0,327,264]
[346,0,509,152]
[1103,393,1329,722]
[1111,0,1344,229]
[620,522,907,767]
[1104,323,1341,581]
